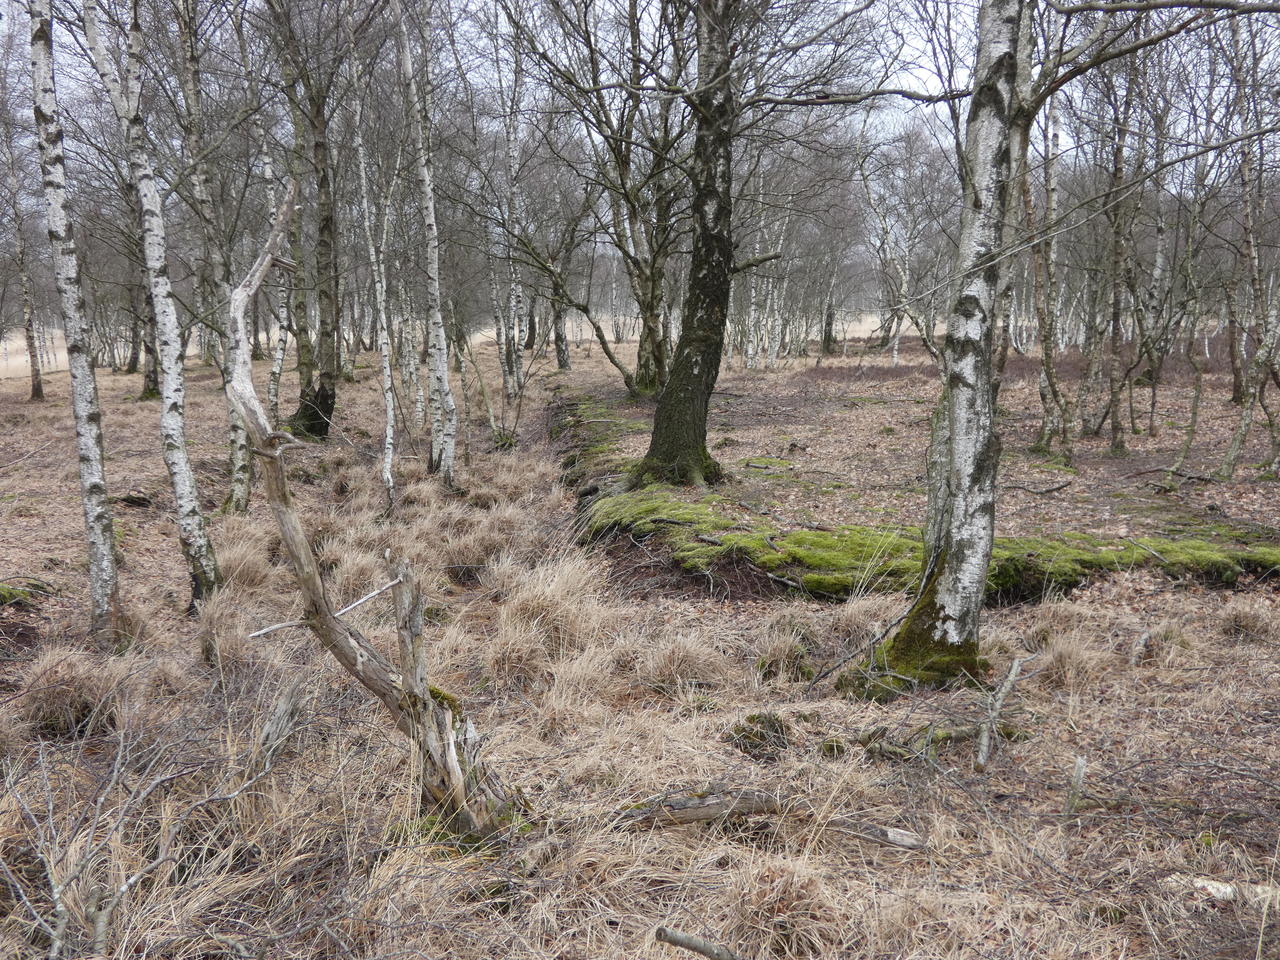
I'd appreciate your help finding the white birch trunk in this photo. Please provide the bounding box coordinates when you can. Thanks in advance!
[884,0,1029,678]
[932,0,1028,646]
[268,322,288,427]
[393,0,457,481]
[27,0,122,634]
[177,0,252,514]
[354,97,397,504]
[84,0,219,606]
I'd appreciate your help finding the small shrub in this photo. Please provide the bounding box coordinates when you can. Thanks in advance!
[724,712,791,762]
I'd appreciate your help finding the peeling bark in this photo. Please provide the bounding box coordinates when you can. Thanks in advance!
[885,0,1029,673]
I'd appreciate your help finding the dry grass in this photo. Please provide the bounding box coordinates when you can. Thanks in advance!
[0,355,1276,959]
[13,645,134,739]
[1219,594,1280,643]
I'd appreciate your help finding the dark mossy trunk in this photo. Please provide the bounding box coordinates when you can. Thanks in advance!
[124,315,141,374]
[140,301,160,400]
[289,92,339,439]
[635,308,668,394]
[523,302,537,351]
[1228,301,1245,405]
[635,0,736,487]
[821,293,836,355]
[552,302,571,370]
[291,380,336,438]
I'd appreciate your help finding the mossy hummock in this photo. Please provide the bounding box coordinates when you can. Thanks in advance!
[583,483,1280,603]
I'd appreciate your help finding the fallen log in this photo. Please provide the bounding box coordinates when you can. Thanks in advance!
[1159,873,1280,910]
[615,786,925,850]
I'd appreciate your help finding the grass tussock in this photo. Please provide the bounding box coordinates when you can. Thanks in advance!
[490,552,611,658]
[1219,594,1280,643]
[13,645,134,738]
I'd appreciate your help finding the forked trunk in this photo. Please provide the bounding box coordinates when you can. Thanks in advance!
[225,186,515,837]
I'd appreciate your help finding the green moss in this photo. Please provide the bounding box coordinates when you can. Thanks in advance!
[562,391,1280,604]
[584,481,1280,604]
[819,735,849,759]
[0,583,33,607]
[427,685,463,717]
[1033,458,1078,475]
[836,562,988,702]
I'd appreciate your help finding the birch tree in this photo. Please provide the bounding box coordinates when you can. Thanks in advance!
[869,0,1031,692]
[27,0,122,635]
[82,0,220,608]
[393,0,458,486]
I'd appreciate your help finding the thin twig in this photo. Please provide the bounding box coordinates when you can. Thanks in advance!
[248,577,403,637]
[975,655,1034,772]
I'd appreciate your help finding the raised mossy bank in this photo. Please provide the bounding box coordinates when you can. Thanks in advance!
[552,390,1280,602]
[581,483,1280,602]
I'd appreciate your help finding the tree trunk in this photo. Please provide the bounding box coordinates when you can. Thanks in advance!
[354,90,397,504]
[287,91,340,439]
[878,0,1028,689]
[392,1,459,483]
[19,246,43,402]
[635,0,737,487]
[28,0,123,636]
[124,315,140,374]
[225,186,515,837]
[821,289,836,356]
[84,0,221,609]
[552,302,571,370]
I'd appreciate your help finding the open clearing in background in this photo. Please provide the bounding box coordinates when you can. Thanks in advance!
[1,337,1278,959]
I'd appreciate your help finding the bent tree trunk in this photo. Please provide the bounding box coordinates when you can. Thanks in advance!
[28,0,122,636]
[224,187,515,837]
[635,0,737,486]
[873,0,1028,694]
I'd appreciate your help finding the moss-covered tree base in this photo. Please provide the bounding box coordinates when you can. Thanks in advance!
[835,570,988,703]
[628,451,724,488]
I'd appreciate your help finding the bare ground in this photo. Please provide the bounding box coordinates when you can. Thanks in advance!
[0,339,1276,959]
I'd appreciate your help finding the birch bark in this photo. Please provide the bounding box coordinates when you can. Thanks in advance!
[354,93,399,504]
[83,0,220,607]
[27,0,122,634]
[878,0,1030,687]
[393,0,458,484]
[176,0,252,513]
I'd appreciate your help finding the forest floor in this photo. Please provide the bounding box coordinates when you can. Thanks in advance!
[0,337,1277,959]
